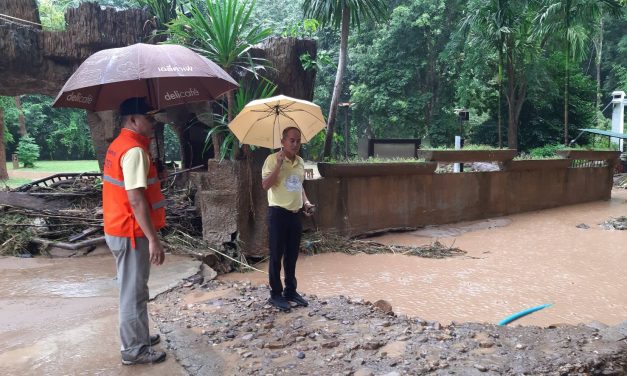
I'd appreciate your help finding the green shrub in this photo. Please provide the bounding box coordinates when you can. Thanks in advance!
[17,135,40,168]
[528,144,566,158]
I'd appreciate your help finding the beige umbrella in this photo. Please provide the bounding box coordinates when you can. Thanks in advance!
[228,95,326,149]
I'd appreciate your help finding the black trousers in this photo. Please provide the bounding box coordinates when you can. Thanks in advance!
[267,206,302,297]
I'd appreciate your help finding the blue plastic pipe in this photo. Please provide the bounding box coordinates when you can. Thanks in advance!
[497,303,553,326]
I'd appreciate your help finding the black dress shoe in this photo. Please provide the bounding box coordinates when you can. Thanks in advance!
[283,291,308,307]
[268,295,291,311]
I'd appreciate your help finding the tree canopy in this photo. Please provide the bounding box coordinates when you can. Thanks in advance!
[3,0,626,163]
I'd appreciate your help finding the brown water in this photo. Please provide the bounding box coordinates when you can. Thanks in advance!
[0,253,194,376]
[223,189,627,327]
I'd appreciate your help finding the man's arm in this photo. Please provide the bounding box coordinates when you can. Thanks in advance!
[127,188,165,265]
[262,151,285,191]
[302,188,315,216]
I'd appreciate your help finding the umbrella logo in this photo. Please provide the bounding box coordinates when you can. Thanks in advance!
[158,65,193,72]
[66,92,94,104]
[164,88,200,101]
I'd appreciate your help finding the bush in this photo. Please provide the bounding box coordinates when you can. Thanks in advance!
[528,144,566,158]
[17,135,40,168]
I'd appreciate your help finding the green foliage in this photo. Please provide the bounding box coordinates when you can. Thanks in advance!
[164,126,180,161]
[2,95,94,160]
[250,0,304,34]
[303,0,388,29]
[281,18,320,38]
[167,0,272,76]
[299,51,334,71]
[528,143,567,158]
[17,135,40,168]
[207,78,277,160]
[37,0,81,30]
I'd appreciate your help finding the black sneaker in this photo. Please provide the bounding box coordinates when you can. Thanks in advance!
[122,348,166,365]
[284,291,308,307]
[268,295,291,312]
[150,334,160,346]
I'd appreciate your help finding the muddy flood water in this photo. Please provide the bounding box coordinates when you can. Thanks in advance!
[223,189,627,327]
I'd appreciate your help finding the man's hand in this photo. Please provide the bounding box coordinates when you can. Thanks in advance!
[149,240,165,265]
[276,149,285,165]
[303,201,316,217]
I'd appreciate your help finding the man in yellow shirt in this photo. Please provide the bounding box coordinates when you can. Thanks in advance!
[262,127,315,311]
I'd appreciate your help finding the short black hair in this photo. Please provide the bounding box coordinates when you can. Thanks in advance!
[282,126,301,140]
[119,97,158,116]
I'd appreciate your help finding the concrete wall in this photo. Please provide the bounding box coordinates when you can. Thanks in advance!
[304,167,613,237]
[193,164,612,255]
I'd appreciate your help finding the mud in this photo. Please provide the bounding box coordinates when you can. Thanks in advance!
[223,189,627,326]
[0,253,199,376]
[152,280,627,375]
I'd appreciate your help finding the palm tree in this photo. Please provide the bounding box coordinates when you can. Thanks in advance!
[167,0,272,155]
[536,0,623,145]
[461,0,512,148]
[303,0,387,159]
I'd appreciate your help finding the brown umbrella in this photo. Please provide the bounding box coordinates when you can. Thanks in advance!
[52,43,238,111]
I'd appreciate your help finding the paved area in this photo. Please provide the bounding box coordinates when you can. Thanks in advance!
[0,248,200,375]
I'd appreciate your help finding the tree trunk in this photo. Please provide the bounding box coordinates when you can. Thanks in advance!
[322,5,350,159]
[563,1,571,146]
[564,42,570,145]
[595,17,603,128]
[506,48,516,149]
[14,96,26,136]
[0,106,8,180]
[498,45,504,148]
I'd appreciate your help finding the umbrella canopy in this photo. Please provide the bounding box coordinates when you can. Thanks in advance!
[228,95,326,149]
[53,43,238,112]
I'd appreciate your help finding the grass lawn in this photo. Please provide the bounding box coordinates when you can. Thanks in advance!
[1,178,32,188]
[5,160,100,173]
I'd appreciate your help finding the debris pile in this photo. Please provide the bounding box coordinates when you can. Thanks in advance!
[152,279,627,376]
[302,232,466,259]
[600,216,627,231]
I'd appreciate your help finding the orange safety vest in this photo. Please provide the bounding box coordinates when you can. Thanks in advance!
[102,128,166,245]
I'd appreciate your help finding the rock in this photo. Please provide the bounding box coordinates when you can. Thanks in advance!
[241,333,254,341]
[266,342,286,349]
[353,368,374,376]
[576,223,590,229]
[242,352,253,358]
[474,364,487,372]
[361,340,385,350]
[296,351,305,359]
[515,343,526,350]
[479,341,494,348]
[322,340,340,349]
[373,300,393,314]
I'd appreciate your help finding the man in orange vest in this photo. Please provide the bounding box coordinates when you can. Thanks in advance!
[103,97,167,365]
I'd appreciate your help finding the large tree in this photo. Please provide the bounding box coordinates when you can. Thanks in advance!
[536,0,623,144]
[461,0,512,147]
[303,0,387,159]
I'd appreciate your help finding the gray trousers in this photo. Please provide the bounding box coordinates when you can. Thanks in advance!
[105,234,151,358]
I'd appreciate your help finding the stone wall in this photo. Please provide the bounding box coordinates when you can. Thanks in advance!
[0,1,148,97]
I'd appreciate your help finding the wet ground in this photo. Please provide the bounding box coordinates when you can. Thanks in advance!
[223,189,627,327]
[1,189,626,375]
[0,248,200,376]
